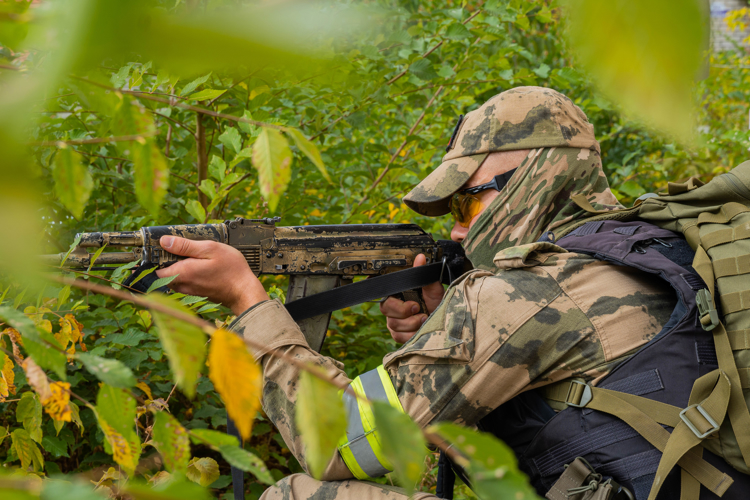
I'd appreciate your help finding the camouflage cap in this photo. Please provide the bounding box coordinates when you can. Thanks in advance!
[403,86,600,216]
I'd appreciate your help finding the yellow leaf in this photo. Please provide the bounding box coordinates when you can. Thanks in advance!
[136,381,153,400]
[4,327,24,360]
[22,357,51,402]
[38,319,52,334]
[63,314,83,344]
[208,329,261,441]
[186,457,220,486]
[0,352,15,400]
[55,316,72,349]
[100,419,138,474]
[42,381,72,422]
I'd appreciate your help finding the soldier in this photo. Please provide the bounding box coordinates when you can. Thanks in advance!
[155,86,677,499]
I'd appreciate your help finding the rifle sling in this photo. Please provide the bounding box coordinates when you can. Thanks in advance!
[284,261,445,321]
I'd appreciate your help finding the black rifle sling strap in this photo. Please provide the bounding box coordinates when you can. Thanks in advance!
[229,261,450,499]
[285,260,445,321]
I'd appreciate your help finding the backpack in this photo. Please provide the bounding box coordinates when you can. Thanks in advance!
[552,160,750,497]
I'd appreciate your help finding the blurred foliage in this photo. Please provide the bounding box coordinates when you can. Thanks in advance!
[0,0,744,498]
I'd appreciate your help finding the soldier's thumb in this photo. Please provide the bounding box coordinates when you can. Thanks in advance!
[160,236,207,258]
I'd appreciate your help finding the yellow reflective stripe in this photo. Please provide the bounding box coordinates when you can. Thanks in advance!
[338,441,369,480]
[377,365,405,413]
[339,365,404,479]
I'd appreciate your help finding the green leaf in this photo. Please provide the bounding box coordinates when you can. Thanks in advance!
[146,275,178,293]
[371,401,426,496]
[562,0,705,140]
[41,435,69,458]
[133,140,169,217]
[40,480,110,500]
[285,128,331,182]
[238,110,260,136]
[180,72,212,96]
[198,179,217,201]
[252,127,292,212]
[445,22,473,40]
[23,335,67,381]
[87,243,108,272]
[189,428,238,448]
[111,64,133,88]
[147,294,207,399]
[295,370,347,479]
[619,180,647,198]
[130,265,158,287]
[208,155,226,182]
[96,384,140,475]
[218,445,273,485]
[0,305,38,340]
[111,260,140,290]
[430,422,539,500]
[77,353,136,388]
[56,285,71,310]
[11,428,44,472]
[70,402,84,436]
[16,392,43,443]
[53,147,94,219]
[188,88,226,101]
[153,411,190,474]
[219,127,242,155]
[185,200,206,222]
[409,58,439,81]
[60,233,82,268]
[186,457,220,487]
[125,477,212,500]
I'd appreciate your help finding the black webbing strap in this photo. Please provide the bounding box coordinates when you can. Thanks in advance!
[284,261,446,321]
[227,417,244,500]
[436,451,456,499]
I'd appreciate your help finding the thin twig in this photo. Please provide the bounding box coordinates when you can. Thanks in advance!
[32,134,157,147]
[50,275,467,464]
[385,10,481,86]
[71,76,286,131]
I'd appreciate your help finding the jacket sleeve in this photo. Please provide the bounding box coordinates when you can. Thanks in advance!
[229,299,355,481]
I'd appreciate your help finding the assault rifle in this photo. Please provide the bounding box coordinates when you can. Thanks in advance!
[44,217,470,351]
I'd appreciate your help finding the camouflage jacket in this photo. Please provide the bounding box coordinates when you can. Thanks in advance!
[230,244,676,481]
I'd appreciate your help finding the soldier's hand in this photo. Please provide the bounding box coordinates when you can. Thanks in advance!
[155,236,269,315]
[379,254,445,344]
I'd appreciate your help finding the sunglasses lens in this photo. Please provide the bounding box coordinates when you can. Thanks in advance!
[450,193,484,227]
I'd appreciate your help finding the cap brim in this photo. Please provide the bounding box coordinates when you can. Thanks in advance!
[403,153,488,216]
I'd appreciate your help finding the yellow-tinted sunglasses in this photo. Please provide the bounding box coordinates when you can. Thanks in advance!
[450,168,517,227]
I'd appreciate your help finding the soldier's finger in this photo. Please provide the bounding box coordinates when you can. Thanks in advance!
[413,253,427,267]
[387,314,427,333]
[155,259,190,284]
[160,236,215,259]
[380,297,420,319]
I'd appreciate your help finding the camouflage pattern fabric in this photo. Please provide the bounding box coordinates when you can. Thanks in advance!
[403,86,602,216]
[231,249,676,495]
[259,473,437,500]
[462,146,622,271]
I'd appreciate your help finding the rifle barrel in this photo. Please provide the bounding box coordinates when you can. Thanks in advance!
[78,231,143,248]
[41,251,137,267]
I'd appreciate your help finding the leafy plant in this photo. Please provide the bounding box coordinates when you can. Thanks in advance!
[0,0,742,499]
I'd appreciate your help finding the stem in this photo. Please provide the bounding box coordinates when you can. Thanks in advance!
[196,113,209,208]
[48,275,468,465]
[32,134,157,147]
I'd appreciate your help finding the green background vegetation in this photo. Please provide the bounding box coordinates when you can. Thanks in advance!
[0,0,746,498]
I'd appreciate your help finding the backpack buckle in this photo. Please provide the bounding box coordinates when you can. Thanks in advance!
[679,403,720,439]
[566,380,592,408]
[696,289,720,331]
